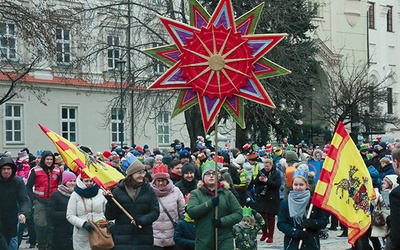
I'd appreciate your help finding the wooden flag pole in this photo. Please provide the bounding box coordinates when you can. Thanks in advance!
[101,187,142,228]
[298,203,313,249]
[214,115,219,250]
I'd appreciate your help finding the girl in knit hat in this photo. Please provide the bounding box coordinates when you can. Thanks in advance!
[48,171,76,249]
[151,164,185,249]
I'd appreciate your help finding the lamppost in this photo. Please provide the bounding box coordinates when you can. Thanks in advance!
[115,58,126,147]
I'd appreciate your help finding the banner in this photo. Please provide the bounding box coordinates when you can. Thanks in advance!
[39,124,124,189]
[311,121,375,246]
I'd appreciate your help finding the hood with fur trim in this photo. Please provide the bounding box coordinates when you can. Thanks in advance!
[197,180,230,190]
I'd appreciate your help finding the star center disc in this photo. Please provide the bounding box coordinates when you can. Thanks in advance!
[209,55,225,71]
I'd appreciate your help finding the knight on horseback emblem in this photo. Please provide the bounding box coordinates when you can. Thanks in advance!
[334,165,371,214]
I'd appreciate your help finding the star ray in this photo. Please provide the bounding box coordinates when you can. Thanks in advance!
[224,65,251,78]
[221,69,240,92]
[182,47,210,61]
[202,70,216,96]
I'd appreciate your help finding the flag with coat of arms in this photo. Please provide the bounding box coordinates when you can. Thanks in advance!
[311,121,375,246]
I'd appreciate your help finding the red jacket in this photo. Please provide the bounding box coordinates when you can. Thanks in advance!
[32,166,61,199]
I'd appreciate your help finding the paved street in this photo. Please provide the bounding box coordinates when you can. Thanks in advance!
[19,227,353,250]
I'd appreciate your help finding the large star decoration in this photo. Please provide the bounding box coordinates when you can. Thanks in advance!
[144,0,290,132]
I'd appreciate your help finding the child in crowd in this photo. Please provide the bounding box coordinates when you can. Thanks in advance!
[277,170,328,249]
[233,206,264,250]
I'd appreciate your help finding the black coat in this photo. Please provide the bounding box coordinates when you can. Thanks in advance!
[388,177,400,249]
[0,162,30,242]
[254,167,281,214]
[105,180,159,250]
[47,190,73,249]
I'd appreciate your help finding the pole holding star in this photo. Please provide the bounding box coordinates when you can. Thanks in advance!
[143,0,290,132]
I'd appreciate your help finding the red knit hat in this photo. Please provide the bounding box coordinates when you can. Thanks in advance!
[103,150,111,159]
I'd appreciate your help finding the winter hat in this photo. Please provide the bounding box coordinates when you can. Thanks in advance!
[182,162,196,175]
[179,149,191,160]
[103,150,111,158]
[136,146,144,153]
[126,160,145,176]
[5,151,12,157]
[235,154,245,165]
[243,143,251,152]
[18,151,29,161]
[384,174,399,190]
[287,144,295,151]
[266,144,272,153]
[162,154,173,167]
[201,160,216,179]
[359,144,368,152]
[143,145,149,150]
[62,171,77,185]
[274,147,283,156]
[144,157,155,167]
[379,141,387,149]
[153,164,170,180]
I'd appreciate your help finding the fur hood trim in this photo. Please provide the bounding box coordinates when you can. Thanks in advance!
[197,180,230,190]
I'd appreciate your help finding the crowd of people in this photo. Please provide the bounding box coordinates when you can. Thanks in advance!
[0,134,399,250]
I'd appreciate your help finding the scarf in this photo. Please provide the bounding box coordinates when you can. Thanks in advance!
[288,190,311,226]
[183,212,194,223]
[203,181,223,196]
[124,183,142,202]
[151,179,173,197]
[58,184,74,197]
[170,171,182,181]
[74,184,100,198]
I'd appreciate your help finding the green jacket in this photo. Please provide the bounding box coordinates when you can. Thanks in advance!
[187,181,243,250]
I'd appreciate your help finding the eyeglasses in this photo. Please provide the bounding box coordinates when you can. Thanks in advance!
[204,171,216,176]
[134,170,146,176]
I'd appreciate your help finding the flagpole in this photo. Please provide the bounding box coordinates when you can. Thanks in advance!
[298,203,313,249]
[214,114,219,250]
[101,187,142,228]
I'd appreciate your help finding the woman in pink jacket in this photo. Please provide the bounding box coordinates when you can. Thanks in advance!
[151,164,185,250]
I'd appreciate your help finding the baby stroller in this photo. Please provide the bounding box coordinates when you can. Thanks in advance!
[319,228,329,239]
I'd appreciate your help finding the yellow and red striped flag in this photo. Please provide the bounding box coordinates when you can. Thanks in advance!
[39,124,124,189]
[311,121,375,246]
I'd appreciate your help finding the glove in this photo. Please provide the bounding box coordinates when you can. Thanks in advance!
[211,196,220,207]
[297,230,308,240]
[108,222,115,233]
[212,218,222,228]
[302,219,314,229]
[82,222,94,232]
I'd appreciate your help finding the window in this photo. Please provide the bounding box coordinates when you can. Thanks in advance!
[111,108,124,145]
[5,104,23,144]
[61,107,77,142]
[56,28,71,64]
[368,2,375,29]
[107,35,120,70]
[157,111,170,146]
[152,42,167,75]
[387,88,393,114]
[387,6,393,32]
[0,23,17,60]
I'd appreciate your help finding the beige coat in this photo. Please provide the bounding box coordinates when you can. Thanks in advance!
[370,188,390,237]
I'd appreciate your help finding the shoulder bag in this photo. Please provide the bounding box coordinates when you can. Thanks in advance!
[82,197,114,250]
[372,198,385,227]
[158,197,177,227]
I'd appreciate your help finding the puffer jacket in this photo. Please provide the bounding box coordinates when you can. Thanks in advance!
[66,179,107,250]
[105,180,159,250]
[187,181,243,250]
[152,184,185,247]
[277,192,328,250]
